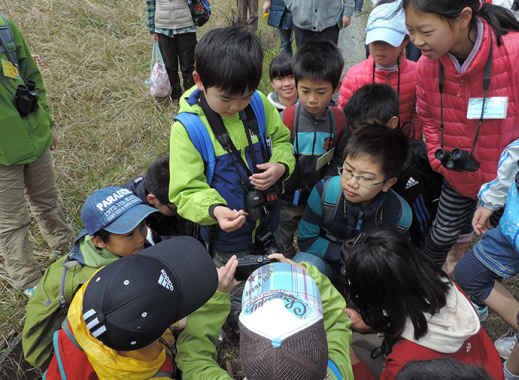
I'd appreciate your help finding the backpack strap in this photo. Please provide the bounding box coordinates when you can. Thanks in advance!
[282,104,297,141]
[175,112,217,185]
[61,318,83,351]
[331,107,346,144]
[58,259,81,307]
[0,13,18,67]
[151,371,174,379]
[175,90,267,186]
[321,176,342,228]
[387,189,413,231]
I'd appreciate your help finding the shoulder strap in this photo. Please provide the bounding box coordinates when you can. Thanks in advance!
[389,189,413,231]
[0,13,18,67]
[332,107,346,143]
[58,258,81,307]
[61,318,83,351]
[282,104,296,140]
[321,176,342,227]
[151,371,174,379]
[248,91,267,149]
[175,112,216,185]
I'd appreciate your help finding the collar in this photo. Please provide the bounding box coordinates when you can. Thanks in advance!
[299,101,330,121]
[448,18,484,74]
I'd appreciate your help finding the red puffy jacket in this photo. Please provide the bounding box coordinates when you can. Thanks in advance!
[417,19,519,198]
[338,55,420,139]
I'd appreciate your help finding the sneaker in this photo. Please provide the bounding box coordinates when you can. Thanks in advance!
[495,329,519,360]
[23,285,37,298]
[471,301,488,321]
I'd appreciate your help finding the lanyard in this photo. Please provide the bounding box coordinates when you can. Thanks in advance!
[438,36,493,153]
[198,93,268,187]
[293,102,334,157]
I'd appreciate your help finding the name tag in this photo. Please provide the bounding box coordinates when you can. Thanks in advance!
[315,148,334,171]
[2,59,19,79]
[467,97,508,120]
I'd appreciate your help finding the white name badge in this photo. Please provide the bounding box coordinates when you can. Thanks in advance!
[315,148,334,171]
[467,96,508,120]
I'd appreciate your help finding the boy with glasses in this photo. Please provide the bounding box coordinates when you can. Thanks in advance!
[294,124,412,279]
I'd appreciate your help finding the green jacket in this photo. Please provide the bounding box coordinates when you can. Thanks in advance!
[169,87,295,226]
[176,263,354,380]
[22,234,120,368]
[0,16,53,165]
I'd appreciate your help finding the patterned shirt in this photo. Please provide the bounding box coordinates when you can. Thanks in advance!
[146,0,197,36]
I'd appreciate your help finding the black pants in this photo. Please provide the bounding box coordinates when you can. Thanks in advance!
[293,25,340,49]
[157,32,196,99]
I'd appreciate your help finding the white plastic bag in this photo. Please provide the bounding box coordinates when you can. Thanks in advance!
[146,42,172,98]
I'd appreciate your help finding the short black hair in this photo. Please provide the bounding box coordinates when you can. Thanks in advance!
[293,40,344,89]
[396,358,493,380]
[195,25,263,94]
[144,156,170,204]
[344,84,399,133]
[341,229,450,355]
[92,229,111,244]
[343,124,408,179]
[269,54,293,80]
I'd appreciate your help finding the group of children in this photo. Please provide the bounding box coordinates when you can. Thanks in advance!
[13,0,519,379]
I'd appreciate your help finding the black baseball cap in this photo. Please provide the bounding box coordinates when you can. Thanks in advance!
[82,236,217,351]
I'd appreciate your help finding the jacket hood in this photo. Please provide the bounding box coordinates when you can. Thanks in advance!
[69,231,120,267]
[177,87,204,116]
[68,278,167,379]
[401,283,480,353]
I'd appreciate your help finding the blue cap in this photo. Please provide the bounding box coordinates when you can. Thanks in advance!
[81,186,157,235]
[365,1,408,47]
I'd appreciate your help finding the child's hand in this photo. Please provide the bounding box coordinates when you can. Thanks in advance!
[249,162,285,191]
[262,0,271,14]
[472,204,494,235]
[217,255,240,293]
[342,15,351,28]
[345,308,372,333]
[268,253,305,270]
[213,206,247,232]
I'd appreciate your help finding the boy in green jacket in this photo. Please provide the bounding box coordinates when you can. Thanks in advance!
[0,14,73,294]
[170,26,294,324]
[22,186,158,368]
[176,255,354,380]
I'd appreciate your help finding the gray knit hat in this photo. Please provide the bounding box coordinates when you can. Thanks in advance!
[239,262,328,380]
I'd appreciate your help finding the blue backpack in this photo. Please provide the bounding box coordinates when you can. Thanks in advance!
[0,13,19,67]
[188,0,211,26]
[175,91,267,185]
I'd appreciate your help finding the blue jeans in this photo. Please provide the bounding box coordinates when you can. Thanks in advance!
[280,28,293,56]
[293,251,335,279]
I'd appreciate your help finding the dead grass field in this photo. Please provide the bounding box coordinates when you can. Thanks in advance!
[0,0,515,378]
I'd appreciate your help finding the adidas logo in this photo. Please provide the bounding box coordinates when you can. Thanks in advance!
[158,269,174,292]
[405,177,419,190]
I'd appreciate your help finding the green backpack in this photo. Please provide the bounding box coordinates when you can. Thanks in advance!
[22,235,110,368]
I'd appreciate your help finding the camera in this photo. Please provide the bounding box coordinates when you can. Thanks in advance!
[435,148,480,172]
[15,80,39,117]
[235,255,275,281]
[245,187,279,223]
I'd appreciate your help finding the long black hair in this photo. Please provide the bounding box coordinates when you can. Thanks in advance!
[402,0,519,45]
[341,229,450,354]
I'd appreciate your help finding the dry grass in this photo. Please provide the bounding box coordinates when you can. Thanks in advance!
[0,0,514,378]
[0,0,280,377]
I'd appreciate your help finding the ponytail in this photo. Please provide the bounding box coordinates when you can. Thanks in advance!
[478,2,519,45]
[402,0,519,45]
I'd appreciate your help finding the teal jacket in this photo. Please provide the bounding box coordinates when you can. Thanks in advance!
[169,87,295,250]
[0,17,53,165]
[176,262,354,380]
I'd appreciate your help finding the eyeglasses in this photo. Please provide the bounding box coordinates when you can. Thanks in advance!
[337,165,385,187]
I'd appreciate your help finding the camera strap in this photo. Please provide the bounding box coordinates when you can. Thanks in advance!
[438,36,493,154]
[198,92,265,188]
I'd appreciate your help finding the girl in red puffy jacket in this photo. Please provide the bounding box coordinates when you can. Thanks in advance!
[403,0,519,270]
[338,1,420,139]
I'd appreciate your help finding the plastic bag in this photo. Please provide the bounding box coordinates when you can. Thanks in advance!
[145,42,171,98]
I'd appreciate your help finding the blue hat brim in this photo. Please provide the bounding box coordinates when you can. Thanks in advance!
[103,204,157,234]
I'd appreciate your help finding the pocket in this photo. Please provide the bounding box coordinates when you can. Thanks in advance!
[0,112,35,164]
